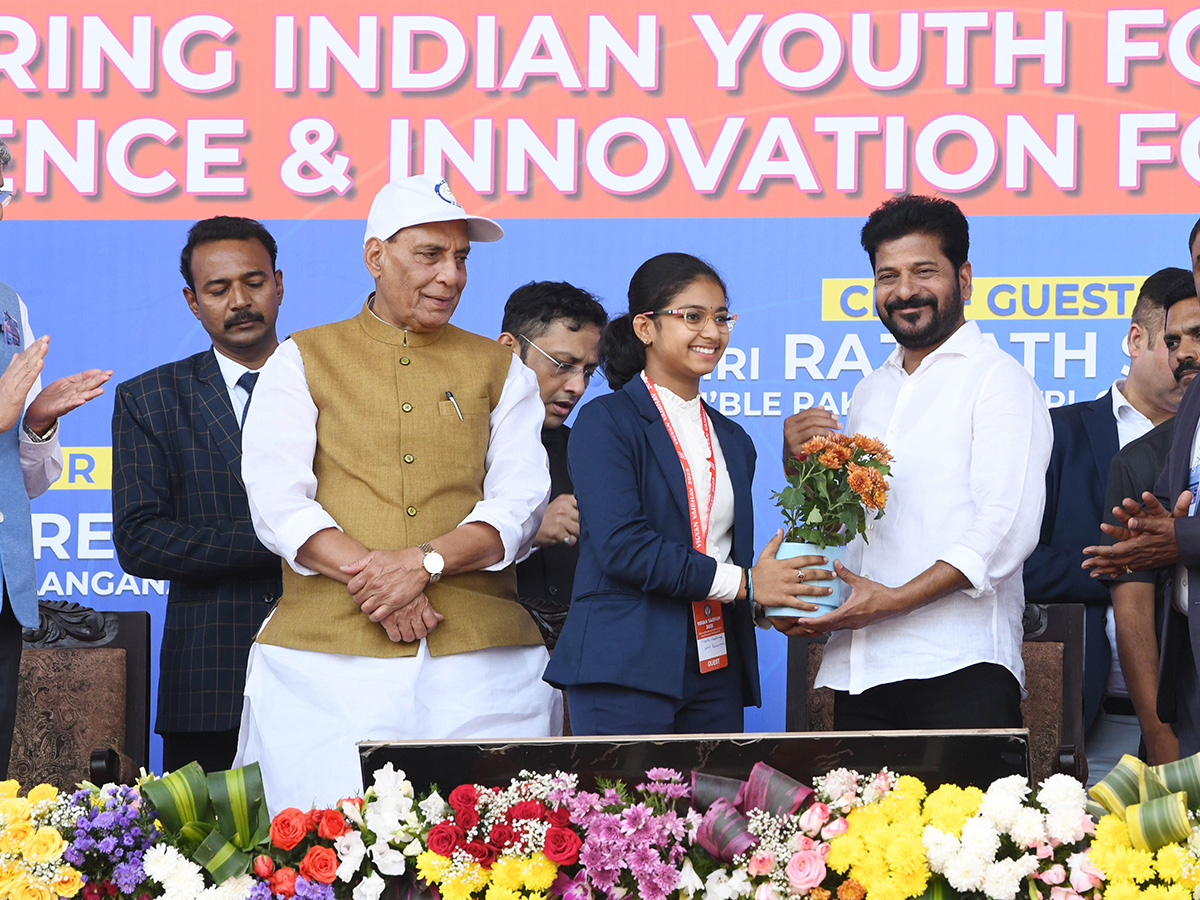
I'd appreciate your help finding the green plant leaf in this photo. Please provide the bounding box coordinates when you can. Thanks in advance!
[142,762,214,835]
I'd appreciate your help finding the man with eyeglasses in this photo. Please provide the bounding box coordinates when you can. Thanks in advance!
[0,138,113,776]
[497,281,608,650]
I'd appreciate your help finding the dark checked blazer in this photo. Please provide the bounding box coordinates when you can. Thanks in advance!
[111,349,281,734]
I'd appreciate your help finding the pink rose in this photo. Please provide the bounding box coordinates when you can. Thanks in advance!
[799,803,831,836]
[1034,842,1054,859]
[792,836,816,852]
[755,884,780,900]
[785,851,826,893]
[1038,865,1066,885]
[747,850,775,877]
[1050,888,1082,900]
[818,843,831,859]
[821,817,848,840]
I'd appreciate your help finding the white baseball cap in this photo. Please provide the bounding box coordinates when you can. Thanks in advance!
[363,174,504,245]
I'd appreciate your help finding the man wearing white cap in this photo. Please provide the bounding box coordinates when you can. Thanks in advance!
[235,174,559,810]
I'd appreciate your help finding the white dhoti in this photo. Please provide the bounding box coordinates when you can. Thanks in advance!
[234,639,563,814]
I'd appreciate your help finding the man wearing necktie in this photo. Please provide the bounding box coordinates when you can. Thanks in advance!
[111,217,285,773]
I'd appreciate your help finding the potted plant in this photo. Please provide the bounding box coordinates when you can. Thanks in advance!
[768,432,892,617]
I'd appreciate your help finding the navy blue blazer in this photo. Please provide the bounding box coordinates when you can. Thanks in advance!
[543,377,761,708]
[1023,391,1118,728]
[111,349,281,734]
[1155,379,1200,751]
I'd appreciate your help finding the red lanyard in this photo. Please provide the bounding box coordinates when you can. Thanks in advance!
[642,373,717,553]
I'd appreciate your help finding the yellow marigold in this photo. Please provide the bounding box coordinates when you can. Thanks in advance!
[1147,885,1193,900]
[520,853,556,892]
[489,858,524,892]
[922,785,983,835]
[1105,881,1144,900]
[0,781,19,800]
[885,832,929,881]
[826,836,855,874]
[891,776,928,806]
[485,886,522,900]
[0,819,34,854]
[836,880,865,900]
[1099,846,1157,884]
[51,867,83,899]
[23,827,65,864]
[24,786,57,805]
[415,850,451,883]
[442,863,488,900]
[1155,844,1189,882]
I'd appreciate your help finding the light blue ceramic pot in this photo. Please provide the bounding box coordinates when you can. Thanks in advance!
[763,541,845,618]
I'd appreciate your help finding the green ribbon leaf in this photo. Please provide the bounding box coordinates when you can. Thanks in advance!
[1089,753,1143,817]
[142,762,214,835]
[194,827,253,883]
[208,763,270,849]
[1126,792,1191,852]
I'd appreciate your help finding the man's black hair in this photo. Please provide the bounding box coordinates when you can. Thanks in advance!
[180,217,279,291]
[860,194,970,272]
[501,281,608,343]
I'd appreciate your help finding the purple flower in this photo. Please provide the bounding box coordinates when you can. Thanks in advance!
[249,882,275,900]
[645,768,682,783]
[627,844,659,879]
[620,804,652,836]
[602,788,623,807]
[99,837,118,855]
[552,870,592,900]
[293,876,336,900]
[592,816,622,844]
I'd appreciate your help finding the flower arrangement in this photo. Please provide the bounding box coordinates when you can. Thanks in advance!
[25,750,1200,900]
[773,433,892,549]
[0,781,83,900]
[414,769,580,900]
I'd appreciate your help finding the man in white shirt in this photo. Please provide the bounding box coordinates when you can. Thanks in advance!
[0,137,112,776]
[778,194,1052,729]
[111,216,285,774]
[236,175,557,810]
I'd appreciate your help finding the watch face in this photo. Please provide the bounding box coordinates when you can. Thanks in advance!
[424,551,445,576]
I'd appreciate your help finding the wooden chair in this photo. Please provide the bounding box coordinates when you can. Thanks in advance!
[9,600,151,789]
[784,602,1086,785]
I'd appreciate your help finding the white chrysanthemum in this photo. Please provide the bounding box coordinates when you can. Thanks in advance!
[199,873,254,900]
[978,779,1026,833]
[369,841,406,876]
[1045,809,1086,845]
[981,859,1028,900]
[353,872,386,900]
[922,825,960,872]
[1009,806,1047,846]
[336,832,367,882]
[942,851,987,893]
[959,817,1001,860]
[1038,775,1088,815]
[144,845,205,900]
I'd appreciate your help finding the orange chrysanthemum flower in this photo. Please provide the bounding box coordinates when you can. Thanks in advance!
[838,880,867,900]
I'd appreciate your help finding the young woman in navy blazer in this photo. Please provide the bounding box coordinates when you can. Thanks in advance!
[543,253,834,735]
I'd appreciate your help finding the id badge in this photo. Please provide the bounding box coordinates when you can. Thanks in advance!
[692,601,728,672]
[3,312,20,347]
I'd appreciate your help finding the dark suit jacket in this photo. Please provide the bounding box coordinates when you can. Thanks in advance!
[1155,380,1200,750]
[111,349,281,734]
[544,377,761,707]
[1023,391,1117,728]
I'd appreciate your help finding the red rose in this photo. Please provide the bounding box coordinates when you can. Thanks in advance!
[299,846,339,885]
[270,867,298,898]
[305,809,323,833]
[448,784,479,811]
[543,827,582,865]
[270,809,308,851]
[82,885,101,900]
[509,800,546,820]
[317,810,350,840]
[105,885,118,897]
[547,806,571,827]
[489,822,515,847]
[456,805,480,831]
[253,855,276,878]
[463,840,492,867]
[427,822,465,857]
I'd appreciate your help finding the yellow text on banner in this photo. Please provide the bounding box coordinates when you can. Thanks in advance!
[822,277,1147,322]
[49,447,112,490]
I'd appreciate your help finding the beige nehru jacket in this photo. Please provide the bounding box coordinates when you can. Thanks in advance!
[255,303,543,658]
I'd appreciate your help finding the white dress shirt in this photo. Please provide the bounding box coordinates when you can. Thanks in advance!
[815,321,1052,695]
[212,347,259,426]
[13,296,63,497]
[242,338,550,572]
[646,377,740,601]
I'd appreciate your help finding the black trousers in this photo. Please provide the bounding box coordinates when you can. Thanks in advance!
[0,599,24,779]
[161,729,240,774]
[833,662,1023,731]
